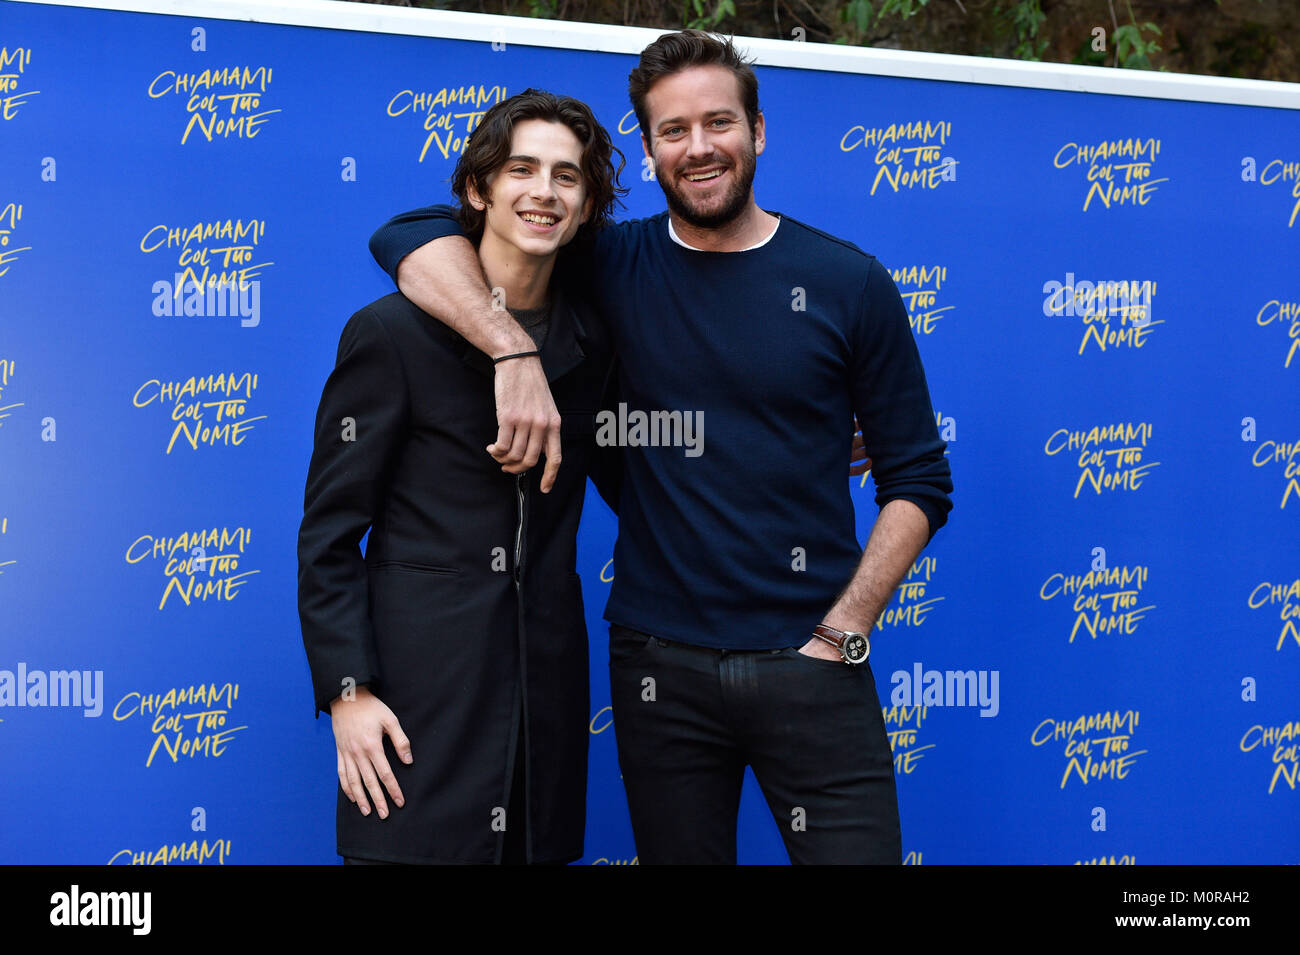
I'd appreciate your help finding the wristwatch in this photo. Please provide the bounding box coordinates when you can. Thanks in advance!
[811,624,871,665]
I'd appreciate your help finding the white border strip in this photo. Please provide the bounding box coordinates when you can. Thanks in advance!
[7,0,1300,109]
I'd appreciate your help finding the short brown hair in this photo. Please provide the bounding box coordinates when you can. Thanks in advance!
[628,30,760,140]
[451,89,627,246]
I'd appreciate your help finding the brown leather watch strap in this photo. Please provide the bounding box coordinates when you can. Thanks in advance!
[812,623,848,648]
[811,623,870,663]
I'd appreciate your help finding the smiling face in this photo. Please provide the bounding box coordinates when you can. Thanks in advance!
[640,64,765,230]
[467,118,593,260]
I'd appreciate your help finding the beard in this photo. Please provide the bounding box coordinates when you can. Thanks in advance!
[655,137,757,230]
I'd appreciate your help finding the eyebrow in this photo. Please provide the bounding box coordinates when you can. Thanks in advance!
[505,154,583,174]
[656,109,739,131]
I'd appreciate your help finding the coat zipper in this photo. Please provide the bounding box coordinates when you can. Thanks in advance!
[513,473,525,582]
[510,471,529,862]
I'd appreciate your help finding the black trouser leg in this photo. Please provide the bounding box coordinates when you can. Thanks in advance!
[608,624,902,865]
[608,625,744,864]
[741,648,902,864]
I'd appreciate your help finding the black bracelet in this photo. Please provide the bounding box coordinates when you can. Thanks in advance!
[492,350,541,365]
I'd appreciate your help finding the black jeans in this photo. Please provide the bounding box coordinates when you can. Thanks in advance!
[608,623,902,865]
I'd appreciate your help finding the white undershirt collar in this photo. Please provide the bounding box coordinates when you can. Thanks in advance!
[668,214,781,252]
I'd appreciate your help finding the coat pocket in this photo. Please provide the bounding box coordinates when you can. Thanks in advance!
[373,560,461,576]
[367,566,512,713]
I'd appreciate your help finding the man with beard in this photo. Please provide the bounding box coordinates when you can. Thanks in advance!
[368,30,953,864]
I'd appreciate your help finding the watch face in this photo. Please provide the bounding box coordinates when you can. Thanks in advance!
[844,634,870,664]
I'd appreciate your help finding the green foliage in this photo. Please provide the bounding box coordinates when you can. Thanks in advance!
[375,0,1285,81]
[997,0,1049,61]
[1072,30,1107,68]
[839,0,927,42]
[683,0,736,30]
[841,0,873,35]
[865,0,928,20]
[1113,21,1162,69]
[843,0,1054,62]
[1208,22,1274,79]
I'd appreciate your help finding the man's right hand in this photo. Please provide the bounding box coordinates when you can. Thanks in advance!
[488,356,563,493]
[329,685,412,819]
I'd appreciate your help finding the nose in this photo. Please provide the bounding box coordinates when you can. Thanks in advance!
[686,125,714,162]
[529,172,558,204]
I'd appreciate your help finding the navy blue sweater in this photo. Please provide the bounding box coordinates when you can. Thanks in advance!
[370,206,952,650]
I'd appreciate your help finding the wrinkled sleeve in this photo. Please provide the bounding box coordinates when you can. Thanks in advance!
[849,257,953,543]
[297,306,410,718]
[368,203,610,292]
[368,204,467,282]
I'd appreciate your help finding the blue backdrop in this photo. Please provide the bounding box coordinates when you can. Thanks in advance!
[1,0,1297,865]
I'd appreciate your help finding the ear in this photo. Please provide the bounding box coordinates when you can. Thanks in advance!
[640,133,652,162]
[580,193,594,226]
[466,175,489,212]
[753,112,766,157]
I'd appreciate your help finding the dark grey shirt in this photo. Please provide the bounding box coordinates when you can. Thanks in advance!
[508,299,551,351]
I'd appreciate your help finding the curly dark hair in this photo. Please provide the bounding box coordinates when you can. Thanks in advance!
[451,89,627,247]
[627,30,760,140]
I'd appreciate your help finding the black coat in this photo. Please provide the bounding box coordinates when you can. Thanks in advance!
[298,282,617,864]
